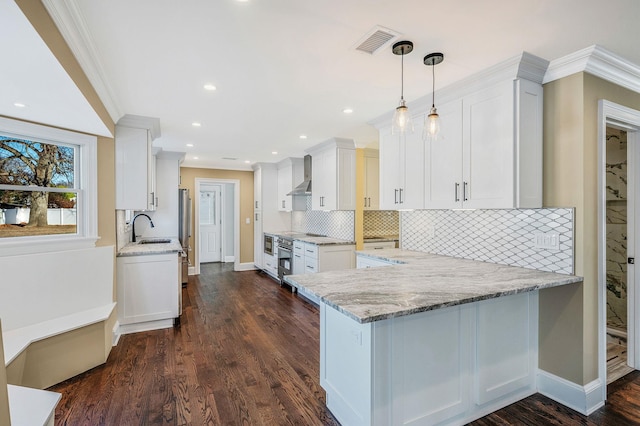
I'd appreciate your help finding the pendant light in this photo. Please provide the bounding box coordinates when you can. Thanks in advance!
[391,40,414,134]
[423,52,444,142]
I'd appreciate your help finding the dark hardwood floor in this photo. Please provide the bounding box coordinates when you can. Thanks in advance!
[49,263,640,425]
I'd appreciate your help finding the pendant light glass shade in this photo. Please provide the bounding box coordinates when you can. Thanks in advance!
[423,106,440,141]
[422,52,444,142]
[391,41,414,135]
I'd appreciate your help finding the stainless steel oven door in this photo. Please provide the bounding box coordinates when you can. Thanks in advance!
[278,246,292,280]
[264,234,274,256]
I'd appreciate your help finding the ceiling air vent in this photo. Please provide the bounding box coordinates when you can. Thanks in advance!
[222,157,238,161]
[354,26,401,55]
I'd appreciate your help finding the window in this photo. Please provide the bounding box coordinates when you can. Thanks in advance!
[0,117,97,255]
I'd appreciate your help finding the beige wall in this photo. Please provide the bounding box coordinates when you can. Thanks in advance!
[541,72,640,385]
[180,167,254,264]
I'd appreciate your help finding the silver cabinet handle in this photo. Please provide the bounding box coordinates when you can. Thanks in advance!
[282,200,285,208]
[464,182,469,201]
[455,183,460,202]
[255,213,259,221]
[364,197,367,207]
[255,201,258,209]
[150,192,155,206]
[399,188,403,204]
[394,189,398,204]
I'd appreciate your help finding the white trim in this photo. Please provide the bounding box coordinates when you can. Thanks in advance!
[42,0,122,125]
[597,100,640,403]
[224,255,235,263]
[544,45,640,94]
[194,178,241,274]
[536,369,605,415]
[111,320,120,346]
[116,318,174,336]
[235,262,257,271]
[0,116,99,256]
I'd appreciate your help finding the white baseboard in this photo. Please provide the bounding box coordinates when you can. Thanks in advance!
[235,262,257,271]
[116,319,175,336]
[188,266,196,275]
[537,369,605,415]
[224,255,235,263]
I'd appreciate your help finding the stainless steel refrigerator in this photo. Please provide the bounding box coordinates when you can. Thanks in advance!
[178,188,191,285]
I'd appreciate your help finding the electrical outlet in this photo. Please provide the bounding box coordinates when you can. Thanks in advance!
[533,232,560,250]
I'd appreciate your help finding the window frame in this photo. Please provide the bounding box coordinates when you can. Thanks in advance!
[0,116,98,256]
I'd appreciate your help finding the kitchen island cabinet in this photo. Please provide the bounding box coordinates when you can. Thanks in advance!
[284,249,582,426]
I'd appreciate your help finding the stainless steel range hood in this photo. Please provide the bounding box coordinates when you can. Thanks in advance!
[287,155,312,195]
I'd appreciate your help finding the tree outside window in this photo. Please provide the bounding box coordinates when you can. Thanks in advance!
[0,136,78,238]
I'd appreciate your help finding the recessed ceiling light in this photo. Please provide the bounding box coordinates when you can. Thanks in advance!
[272,151,278,155]
[192,122,201,127]
[186,143,194,147]
[299,135,307,139]
[13,102,26,108]
[244,160,251,164]
[343,108,354,114]
[203,84,216,91]
[193,156,199,160]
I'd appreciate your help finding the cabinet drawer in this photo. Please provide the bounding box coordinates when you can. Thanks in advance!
[363,241,397,250]
[293,240,305,253]
[305,256,318,273]
[304,243,318,259]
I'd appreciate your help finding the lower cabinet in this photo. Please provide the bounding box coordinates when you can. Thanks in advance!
[320,291,538,426]
[356,255,393,269]
[116,253,179,332]
[293,241,355,304]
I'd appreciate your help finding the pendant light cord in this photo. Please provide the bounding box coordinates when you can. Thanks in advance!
[401,51,405,101]
[431,60,435,108]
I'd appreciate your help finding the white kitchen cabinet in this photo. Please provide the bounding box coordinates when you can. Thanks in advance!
[276,157,304,212]
[115,125,157,211]
[292,240,305,275]
[356,254,393,269]
[307,138,356,211]
[116,253,179,330]
[363,149,379,210]
[379,120,425,210]
[253,163,289,269]
[424,80,542,209]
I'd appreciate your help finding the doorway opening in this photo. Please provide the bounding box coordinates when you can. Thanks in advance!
[598,100,640,395]
[194,178,240,274]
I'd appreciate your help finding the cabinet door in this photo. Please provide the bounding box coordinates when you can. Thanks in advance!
[379,127,402,210]
[277,164,292,211]
[254,212,263,268]
[253,166,262,210]
[312,149,337,210]
[463,81,515,208]
[401,122,425,210]
[336,148,356,210]
[425,99,464,209]
[364,154,379,210]
[115,126,150,211]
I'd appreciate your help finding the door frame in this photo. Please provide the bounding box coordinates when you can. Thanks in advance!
[597,99,640,396]
[194,178,240,275]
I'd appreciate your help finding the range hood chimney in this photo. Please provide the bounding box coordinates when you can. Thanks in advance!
[287,155,312,195]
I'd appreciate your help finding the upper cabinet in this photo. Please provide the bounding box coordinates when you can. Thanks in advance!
[306,138,356,211]
[276,157,304,212]
[379,120,426,210]
[377,52,547,211]
[363,149,379,210]
[115,116,161,211]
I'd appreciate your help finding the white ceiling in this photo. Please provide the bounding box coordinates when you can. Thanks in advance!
[8,0,640,170]
[0,1,110,137]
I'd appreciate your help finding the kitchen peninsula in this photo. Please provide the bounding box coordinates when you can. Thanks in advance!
[284,249,583,426]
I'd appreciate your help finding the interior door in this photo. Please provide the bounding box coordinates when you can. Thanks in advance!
[200,186,221,263]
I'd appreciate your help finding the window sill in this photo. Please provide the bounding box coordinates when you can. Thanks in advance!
[0,235,100,257]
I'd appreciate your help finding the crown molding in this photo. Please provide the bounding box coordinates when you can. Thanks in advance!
[42,0,123,123]
[543,44,640,94]
[369,51,549,129]
[116,114,161,140]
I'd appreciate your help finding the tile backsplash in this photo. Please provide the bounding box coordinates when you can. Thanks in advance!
[401,208,574,274]
[363,210,399,238]
[292,197,355,241]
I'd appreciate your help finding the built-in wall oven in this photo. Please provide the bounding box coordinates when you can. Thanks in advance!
[264,234,275,256]
[278,237,293,281]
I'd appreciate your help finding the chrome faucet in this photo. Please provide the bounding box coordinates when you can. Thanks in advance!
[131,213,155,242]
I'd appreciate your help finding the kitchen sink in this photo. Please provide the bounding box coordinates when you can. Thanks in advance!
[138,239,171,244]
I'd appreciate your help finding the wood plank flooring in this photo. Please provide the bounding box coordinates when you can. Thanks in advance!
[49,263,640,425]
[608,342,635,384]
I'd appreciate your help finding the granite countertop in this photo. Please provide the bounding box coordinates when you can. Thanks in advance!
[265,231,355,246]
[117,238,183,257]
[284,248,582,324]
